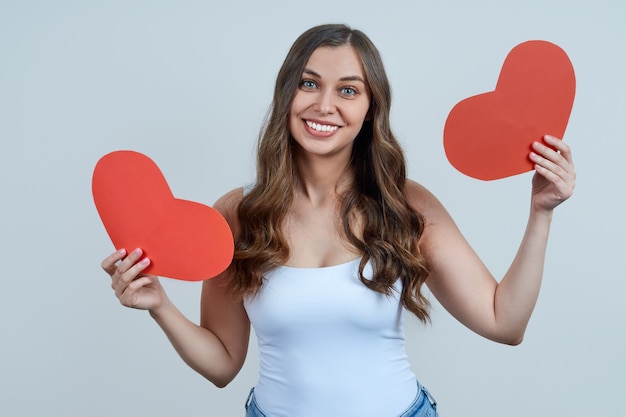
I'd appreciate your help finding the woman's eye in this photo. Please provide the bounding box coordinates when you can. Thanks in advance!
[301,80,317,89]
[340,87,357,96]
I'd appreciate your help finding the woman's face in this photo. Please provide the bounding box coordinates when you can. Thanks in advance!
[289,45,371,161]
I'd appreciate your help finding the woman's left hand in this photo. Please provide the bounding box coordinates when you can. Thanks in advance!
[529,135,576,212]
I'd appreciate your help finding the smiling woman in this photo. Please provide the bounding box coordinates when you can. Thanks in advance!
[101,23,576,417]
[289,45,371,160]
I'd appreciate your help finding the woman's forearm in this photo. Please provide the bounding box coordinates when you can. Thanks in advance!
[149,298,245,388]
[494,207,554,344]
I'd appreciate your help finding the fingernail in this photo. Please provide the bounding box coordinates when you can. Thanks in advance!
[132,248,142,256]
[117,248,126,255]
[141,257,150,266]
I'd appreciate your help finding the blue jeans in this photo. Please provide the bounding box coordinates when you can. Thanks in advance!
[397,382,438,417]
[245,381,438,417]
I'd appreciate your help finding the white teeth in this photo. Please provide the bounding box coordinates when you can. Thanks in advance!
[306,120,339,132]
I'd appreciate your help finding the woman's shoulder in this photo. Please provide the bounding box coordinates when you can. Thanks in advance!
[213,187,245,235]
[214,187,244,210]
[404,179,438,209]
[403,179,451,223]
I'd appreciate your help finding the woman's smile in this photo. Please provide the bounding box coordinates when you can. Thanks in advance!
[304,119,340,136]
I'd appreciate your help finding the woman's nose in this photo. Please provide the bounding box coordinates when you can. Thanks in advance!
[313,90,336,115]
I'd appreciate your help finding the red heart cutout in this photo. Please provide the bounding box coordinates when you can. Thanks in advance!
[92,151,234,281]
[443,40,576,180]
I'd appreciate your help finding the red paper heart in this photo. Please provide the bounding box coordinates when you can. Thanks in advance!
[92,151,234,281]
[443,40,576,180]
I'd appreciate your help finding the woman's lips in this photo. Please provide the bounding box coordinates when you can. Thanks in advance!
[303,119,340,137]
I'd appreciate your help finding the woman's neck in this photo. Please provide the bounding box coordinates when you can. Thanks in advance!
[293,150,354,207]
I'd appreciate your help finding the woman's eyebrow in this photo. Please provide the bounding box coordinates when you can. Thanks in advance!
[303,68,365,83]
[303,68,321,78]
[339,75,366,83]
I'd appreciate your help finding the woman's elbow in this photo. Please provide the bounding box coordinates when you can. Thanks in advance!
[208,371,238,389]
[495,331,525,346]
[504,335,524,346]
[485,328,525,346]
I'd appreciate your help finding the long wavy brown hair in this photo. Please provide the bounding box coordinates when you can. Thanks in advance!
[231,24,431,322]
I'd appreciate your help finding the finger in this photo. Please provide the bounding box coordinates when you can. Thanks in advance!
[118,276,155,308]
[529,149,567,180]
[543,135,573,157]
[533,161,561,183]
[114,256,151,298]
[544,136,576,182]
[531,140,574,178]
[542,135,575,168]
[112,248,144,279]
[110,248,146,291]
[101,248,127,276]
[532,138,561,162]
[532,156,575,192]
[531,153,576,199]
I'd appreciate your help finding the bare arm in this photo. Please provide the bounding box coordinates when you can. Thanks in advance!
[102,187,250,387]
[148,272,250,388]
[413,136,575,344]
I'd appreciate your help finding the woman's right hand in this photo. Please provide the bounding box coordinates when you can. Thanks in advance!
[101,248,166,312]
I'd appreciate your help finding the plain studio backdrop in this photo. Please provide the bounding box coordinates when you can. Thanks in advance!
[1,1,624,416]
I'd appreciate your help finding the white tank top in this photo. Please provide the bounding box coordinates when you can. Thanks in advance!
[244,258,418,417]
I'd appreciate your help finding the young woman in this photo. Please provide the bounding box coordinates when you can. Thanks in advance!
[101,24,575,417]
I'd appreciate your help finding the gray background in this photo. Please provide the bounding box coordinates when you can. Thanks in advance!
[1,0,624,415]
